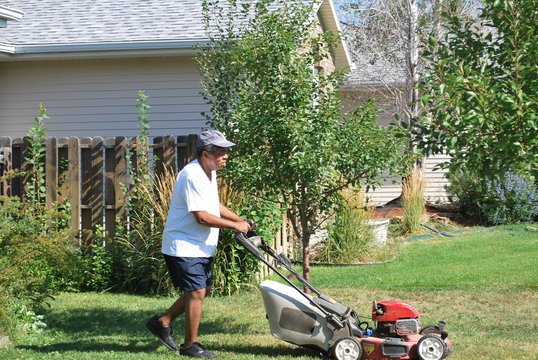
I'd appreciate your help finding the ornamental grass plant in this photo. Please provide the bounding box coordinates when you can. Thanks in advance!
[112,164,177,295]
[111,93,175,295]
[313,189,375,264]
[401,167,427,235]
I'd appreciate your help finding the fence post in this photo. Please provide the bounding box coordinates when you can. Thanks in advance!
[153,136,164,177]
[104,138,116,238]
[9,138,24,198]
[80,137,93,247]
[187,134,198,163]
[162,135,177,173]
[68,137,81,239]
[114,137,127,232]
[91,137,104,242]
[152,136,177,177]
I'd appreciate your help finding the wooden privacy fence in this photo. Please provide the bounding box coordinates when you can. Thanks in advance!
[0,135,198,240]
[0,135,290,270]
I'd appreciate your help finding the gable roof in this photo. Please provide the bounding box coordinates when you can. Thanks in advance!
[0,0,350,69]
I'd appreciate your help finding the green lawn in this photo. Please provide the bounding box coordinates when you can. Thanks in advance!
[1,224,537,359]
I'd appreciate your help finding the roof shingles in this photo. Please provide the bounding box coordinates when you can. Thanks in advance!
[0,0,207,45]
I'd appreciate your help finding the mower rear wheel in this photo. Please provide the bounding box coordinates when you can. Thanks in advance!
[417,334,446,360]
[332,337,362,360]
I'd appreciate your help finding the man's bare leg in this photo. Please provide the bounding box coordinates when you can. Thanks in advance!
[183,287,207,347]
[158,293,188,327]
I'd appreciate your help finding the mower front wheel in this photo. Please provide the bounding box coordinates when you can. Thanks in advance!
[417,334,446,360]
[332,337,362,360]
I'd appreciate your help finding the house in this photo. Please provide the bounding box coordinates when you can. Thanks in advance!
[0,0,349,138]
[0,0,449,204]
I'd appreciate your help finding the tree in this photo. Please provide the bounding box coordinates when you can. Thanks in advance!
[196,0,410,284]
[338,0,478,135]
[416,0,538,178]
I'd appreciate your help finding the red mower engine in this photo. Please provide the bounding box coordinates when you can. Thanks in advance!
[373,301,421,337]
[355,301,453,360]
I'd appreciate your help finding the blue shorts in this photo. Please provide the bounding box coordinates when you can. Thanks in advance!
[163,254,214,291]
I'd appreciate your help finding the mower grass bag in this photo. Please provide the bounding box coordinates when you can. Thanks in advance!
[236,232,453,360]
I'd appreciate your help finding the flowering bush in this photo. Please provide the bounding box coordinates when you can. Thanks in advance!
[478,172,538,225]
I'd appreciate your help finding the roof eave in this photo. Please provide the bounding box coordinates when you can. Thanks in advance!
[0,40,203,61]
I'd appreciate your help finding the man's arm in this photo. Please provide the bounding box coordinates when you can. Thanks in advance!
[192,208,250,233]
[219,203,243,222]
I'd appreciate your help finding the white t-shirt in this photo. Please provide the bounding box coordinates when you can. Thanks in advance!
[161,159,220,257]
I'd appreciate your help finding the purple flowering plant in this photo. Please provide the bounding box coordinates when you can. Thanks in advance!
[478,172,538,225]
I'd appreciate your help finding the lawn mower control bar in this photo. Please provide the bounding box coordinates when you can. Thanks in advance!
[235,232,346,329]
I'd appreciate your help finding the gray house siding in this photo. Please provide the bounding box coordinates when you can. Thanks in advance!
[341,90,451,205]
[0,56,209,137]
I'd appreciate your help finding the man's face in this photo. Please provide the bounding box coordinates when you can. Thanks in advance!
[206,147,229,171]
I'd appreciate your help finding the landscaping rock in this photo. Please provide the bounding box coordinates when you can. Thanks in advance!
[430,214,451,225]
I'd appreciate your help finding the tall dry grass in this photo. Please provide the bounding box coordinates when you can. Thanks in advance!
[401,167,427,235]
[112,165,177,294]
[138,165,177,224]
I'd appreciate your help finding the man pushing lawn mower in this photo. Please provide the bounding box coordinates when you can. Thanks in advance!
[146,129,453,360]
[145,130,253,358]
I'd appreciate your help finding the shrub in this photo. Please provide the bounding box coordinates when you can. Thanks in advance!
[446,169,485,223]
[0,107,80,336]
[78,226,114,292]
[0,196,78,336]
[112,165,176,294]
[447,169,538,225]
[479,172,538,225]
[104,91,174,294]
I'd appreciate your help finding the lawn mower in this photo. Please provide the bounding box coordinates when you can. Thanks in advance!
[235,231,453,360]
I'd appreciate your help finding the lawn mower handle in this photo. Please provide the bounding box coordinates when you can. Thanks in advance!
[235,231,345,329]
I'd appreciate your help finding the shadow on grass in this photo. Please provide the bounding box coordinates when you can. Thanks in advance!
[37,306,254,337]
[17,340,156,354]
[19,342,322,358]
[222,344,324,358]
[15,306,319,357]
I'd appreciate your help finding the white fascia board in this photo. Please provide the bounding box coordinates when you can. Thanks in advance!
[0,5,24,22]
[0,40,206,60]
[317,0,352,71]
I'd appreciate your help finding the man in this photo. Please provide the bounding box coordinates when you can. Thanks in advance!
[146,130,252,358]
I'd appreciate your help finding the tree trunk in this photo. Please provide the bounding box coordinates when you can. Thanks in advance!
[406,0,424,170]
[302,233,311,294]
[406,0,420,125]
